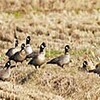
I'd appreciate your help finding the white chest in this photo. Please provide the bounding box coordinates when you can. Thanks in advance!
[61,54,70,64]
[25,45,32,54]
[38,53,45,62]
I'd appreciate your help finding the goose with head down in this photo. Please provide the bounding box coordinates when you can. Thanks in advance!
[78,60,95,72]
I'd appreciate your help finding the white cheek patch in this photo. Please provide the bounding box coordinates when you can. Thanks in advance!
[83,62,87,66]
[41,45,44,49]
[66,47,69,51]
[66,46,69,49]
[83,62,85,65]
[7,63,10,66]
[66,47,68,49]
[27,38,29,41]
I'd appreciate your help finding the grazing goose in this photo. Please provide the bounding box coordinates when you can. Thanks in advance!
[25,36,33,55]
[0,60,11,80]
[47,45,70,68]
[9,43,26,64]
[28,42,46,69]
[78,61,95,71]
[78,61,88,72]
[89,63,100,76]
[6,37,18,58]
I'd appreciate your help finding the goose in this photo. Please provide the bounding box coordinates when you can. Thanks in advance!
[78,61,95,72]
[25,36,32,55]
[78,61,88,72]
[89,63,100,76]
[0,60,11,80]
[80,60,95,72]
[28,42,46,69]
[6,37,18,58]
[9,43,26,64]
[47,45,70,68]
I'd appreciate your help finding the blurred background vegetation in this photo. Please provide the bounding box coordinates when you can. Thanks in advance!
[0,0,100,13]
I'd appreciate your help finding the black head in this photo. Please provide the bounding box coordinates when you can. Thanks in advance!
[65,45,70,54]
[41,42,46,47]
[15,39,18,47]
[21,43,25,50]
[40,42,46,52]
[26,36,31,44]
[4,60,11,69]
[83,61,88,68]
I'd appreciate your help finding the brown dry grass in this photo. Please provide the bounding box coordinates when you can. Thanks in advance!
[0,0,100,100]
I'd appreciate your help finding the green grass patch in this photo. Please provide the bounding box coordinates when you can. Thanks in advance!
[13,11,22,18]
[0,53,5,61]
[70,48,89,56]
[46,48,95,59]
[7,11,23,18]
[75,8,80,14]
[46,50,62,58]
[97,8,100,11]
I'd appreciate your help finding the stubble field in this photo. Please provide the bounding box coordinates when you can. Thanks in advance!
[0,0,100,100]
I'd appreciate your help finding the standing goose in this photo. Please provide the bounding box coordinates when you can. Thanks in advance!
[25,36,32,55]
[47,45,70,68]
[28,42,46,69]
[9,43,26,64]
[0,60,11,80]
[6,37,18,58]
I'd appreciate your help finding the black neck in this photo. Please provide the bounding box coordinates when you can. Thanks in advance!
[15,40,18,47]
[21,46,25,51]
[26,40,30,45]
[83,64,86,68]
[21,48,24,52]
[15,43,18,47]
[6,66,10,69]
[4,64,10,69]
[65,50,68,55]
[40,48,44,53]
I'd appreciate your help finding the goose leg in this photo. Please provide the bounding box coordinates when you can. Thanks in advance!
[35,66,38,69]
[38,65,40,68]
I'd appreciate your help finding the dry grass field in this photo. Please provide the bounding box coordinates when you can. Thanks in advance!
[0,0,100,100]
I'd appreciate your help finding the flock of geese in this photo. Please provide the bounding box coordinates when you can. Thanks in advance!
[0,36,100,80]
